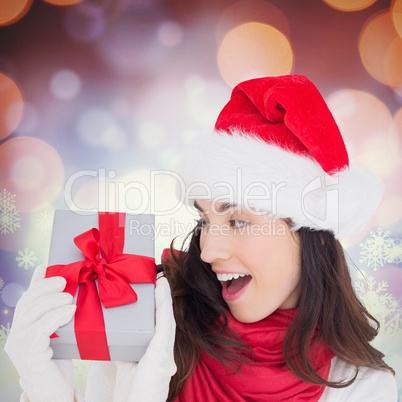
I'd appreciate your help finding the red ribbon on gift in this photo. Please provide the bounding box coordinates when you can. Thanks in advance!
[46,212,156,360]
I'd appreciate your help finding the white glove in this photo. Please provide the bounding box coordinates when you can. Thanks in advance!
[5,264,80,402]
[129,275,177,401]
[106,275,177,402]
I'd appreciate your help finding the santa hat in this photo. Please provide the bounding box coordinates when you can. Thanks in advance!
[176,75,383,238]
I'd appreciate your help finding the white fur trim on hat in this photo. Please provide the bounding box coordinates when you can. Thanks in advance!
[175,130,383,238]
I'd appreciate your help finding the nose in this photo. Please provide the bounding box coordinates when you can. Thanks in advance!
[199,226,232,264]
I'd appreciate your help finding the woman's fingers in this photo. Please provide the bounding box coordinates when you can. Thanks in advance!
[21,292,74,328]
[13,271,73,333]
[32,304,77,337]
[21,276,67,306]
[28,264,48,286]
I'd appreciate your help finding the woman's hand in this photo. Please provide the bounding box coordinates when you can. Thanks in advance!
[5,264,79,402]
[84,274,177,402]
[125,275,177,401]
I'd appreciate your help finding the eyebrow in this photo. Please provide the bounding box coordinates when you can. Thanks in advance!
[193,201,238,213]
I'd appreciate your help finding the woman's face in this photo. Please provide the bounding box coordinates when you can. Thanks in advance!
[196,199,301,323]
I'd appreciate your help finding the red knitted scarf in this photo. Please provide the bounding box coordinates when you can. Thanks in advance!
[176,309,335,401]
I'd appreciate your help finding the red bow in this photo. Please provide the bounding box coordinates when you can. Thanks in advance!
[46,212,156,360]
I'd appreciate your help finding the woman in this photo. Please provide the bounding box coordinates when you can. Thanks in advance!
[163,206,396,400]
[5,75,397,401]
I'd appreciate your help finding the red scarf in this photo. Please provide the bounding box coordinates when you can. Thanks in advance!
[176,309,335,401]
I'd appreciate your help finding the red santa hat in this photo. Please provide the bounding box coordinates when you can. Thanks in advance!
[176,75,383,238]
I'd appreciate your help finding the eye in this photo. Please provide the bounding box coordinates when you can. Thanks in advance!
[229,220,249,229]
[195,219,209,229]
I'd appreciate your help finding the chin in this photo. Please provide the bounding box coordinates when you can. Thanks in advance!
[230,309,270,324]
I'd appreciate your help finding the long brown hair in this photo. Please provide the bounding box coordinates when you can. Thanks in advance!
[162,224,394,400]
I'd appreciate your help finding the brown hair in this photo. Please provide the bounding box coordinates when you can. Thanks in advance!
[162,225,394,400]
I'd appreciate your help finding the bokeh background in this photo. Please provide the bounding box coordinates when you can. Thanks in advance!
[0,0,401,400]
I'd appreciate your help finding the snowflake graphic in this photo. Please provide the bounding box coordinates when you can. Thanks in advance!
[0,276,4,293]
[0,188,16,211]
[35,210,55,234]
[16,248,37,270]
[359,228,394,270]
[387,238,402,264]
[0,188,21,235]
[355,275,402,336]
[0,323,10,349]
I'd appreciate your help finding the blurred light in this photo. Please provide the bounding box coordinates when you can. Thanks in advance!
[376,196,402,227]
[217,22,293,88]
[50,69,81,100]
[383,107,402,170]
[326,90,393,159]
[116,169,196,261]
[63,2,105,43]
[385,36,402,86]
[44,0,83,5]
[138,122,165,148]
[69,175,102,213]
[184,74,206,97]
[160,148,179,168]
[78,107,114,147]
[72,169,152,214]
[322,0,377,11]
[101,125,127,150]
[359,11,402,87]
[391,107,402,161]
[117,173,146,214]
[216,0,290,44]
[3,309,9,314]
[0,56,16,79]
[183,77,230,128]
[0,0,33,26]
[129,79,227,160]
[1,283,25,307]
[0,73,23,141]
[14,102,40,135]
[77,107,127,150]
[12,156,46,191]
[98,18,155,75]
[393,85,402,103]
[110,98,132,118]
[355,138,399,179]
[78,107,112,145]
[392,0,402,37]
[0,137,64,212]
[157,21,183,48]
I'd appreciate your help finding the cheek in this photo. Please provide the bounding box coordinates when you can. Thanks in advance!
[249,236,288,265]
[249,236,301,285]
[199,231,206,250]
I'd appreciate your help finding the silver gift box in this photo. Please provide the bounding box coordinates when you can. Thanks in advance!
[48,210,155,361]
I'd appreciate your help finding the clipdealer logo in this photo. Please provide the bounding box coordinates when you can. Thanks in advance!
[64,168,286,217]
[64,167,339,234]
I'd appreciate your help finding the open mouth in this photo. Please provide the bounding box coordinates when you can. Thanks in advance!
[216,272,252,300]
[226,275,252,294]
